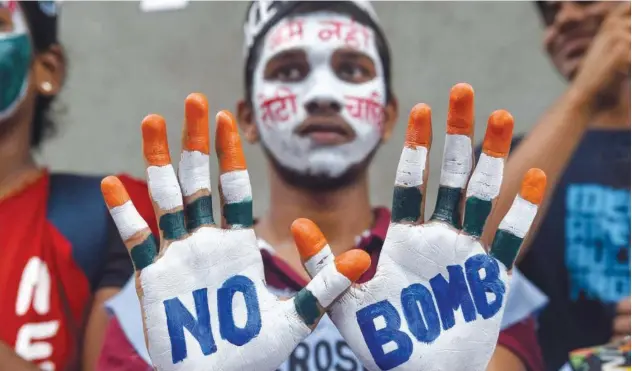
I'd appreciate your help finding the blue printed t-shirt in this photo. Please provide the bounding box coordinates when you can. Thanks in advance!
[515,129,631,370]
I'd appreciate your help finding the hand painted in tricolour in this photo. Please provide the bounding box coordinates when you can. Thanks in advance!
[100,94,371,371]
[295,83,548,371]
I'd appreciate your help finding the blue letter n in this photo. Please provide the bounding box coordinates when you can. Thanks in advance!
[164,288,217,364]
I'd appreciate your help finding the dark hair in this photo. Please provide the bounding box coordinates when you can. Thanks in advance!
[533,1,553,26]
[243,1,393,105]
[19,1,60,148]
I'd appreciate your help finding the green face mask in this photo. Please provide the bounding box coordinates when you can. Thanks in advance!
[0,6,32,121]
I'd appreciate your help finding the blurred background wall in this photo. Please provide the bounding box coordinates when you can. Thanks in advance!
[39,1,567,216]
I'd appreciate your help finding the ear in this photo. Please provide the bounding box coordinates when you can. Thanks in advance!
[237,99,260,144]
[32,44,65,97]
[381,93,399,143]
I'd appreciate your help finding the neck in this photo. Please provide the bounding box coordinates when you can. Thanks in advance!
[590,80,631,130]
[0,118,38,198]
[257,165,374,256]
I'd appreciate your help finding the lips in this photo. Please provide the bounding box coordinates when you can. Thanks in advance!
[296,117,355,145]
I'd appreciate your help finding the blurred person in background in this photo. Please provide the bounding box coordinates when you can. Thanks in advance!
[98,1,547,370]
[0,1,155,370]
[478,1,631,370]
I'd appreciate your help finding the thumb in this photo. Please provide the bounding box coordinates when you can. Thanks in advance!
[289,218,371,328]
[292,218,335,277]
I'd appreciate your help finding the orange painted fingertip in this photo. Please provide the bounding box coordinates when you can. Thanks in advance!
[447,83,474,136]
[101,176,130,208]
[216,110,247,172]
[291,218,327,261]
[482,110,514,157]
[141,114,171,166]
[406,103,432,148]
[520,168,547,205]
[335,249,371,282]
[184,93,210,153]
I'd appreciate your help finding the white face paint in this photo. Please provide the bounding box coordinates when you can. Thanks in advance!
[252,11,386,178]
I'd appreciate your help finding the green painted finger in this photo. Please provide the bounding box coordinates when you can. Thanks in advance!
[490,169,546,269]
[463,110,514,238]
[463,197,492,237]
[392,104,432,224]
[158,211,188,240]
[185,195,215,231]
[142,114,188,241]
[429,84,474,229]
[293,250,370,327]
[216,111,253,229]
[431,186,464,228]
[130,234,159,270]
[180,93,215,232]
[101,176,159,271]
[294,289,323,327]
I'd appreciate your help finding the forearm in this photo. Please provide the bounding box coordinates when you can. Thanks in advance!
[482,85,593,247]
[82,288,121,371]
[0,342,40,371]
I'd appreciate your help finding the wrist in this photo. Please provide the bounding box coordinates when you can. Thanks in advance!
[564,83,597,124]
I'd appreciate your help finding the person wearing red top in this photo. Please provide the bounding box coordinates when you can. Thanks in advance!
[0,2,154,370]
[98,1,546,370]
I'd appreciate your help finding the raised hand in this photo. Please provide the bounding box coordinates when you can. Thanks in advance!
[100,94,371,371]
[292,84,547,371]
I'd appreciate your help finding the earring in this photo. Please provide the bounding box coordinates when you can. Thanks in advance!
[41,82,53,93]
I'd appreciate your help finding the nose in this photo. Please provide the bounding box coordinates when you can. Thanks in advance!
[302,68,345,115]
[304,98,342,115]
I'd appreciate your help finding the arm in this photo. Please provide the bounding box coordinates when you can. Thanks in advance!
[480,88,592,254]
[82,218,134,371]
[0,342,40,371]
[481,2,630,256]
[82,288,123,371]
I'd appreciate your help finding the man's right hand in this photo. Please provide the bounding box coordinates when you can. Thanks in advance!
[571,1,630,111]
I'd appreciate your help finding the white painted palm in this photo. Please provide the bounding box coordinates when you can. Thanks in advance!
[100,94,371,371]
[294,84,547,371]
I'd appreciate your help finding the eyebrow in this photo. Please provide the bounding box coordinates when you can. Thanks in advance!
[269,49,305,62]
[337,50,365,59]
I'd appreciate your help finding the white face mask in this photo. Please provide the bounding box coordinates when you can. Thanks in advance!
[252,11,386,178]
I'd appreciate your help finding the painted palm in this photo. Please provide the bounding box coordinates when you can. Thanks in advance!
[294,84,547,371]
[100,94,371,371]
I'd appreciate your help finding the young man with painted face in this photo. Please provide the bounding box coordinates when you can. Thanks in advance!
[477,1,630,370]
[0,1,157,370]
[98,2,546,370]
